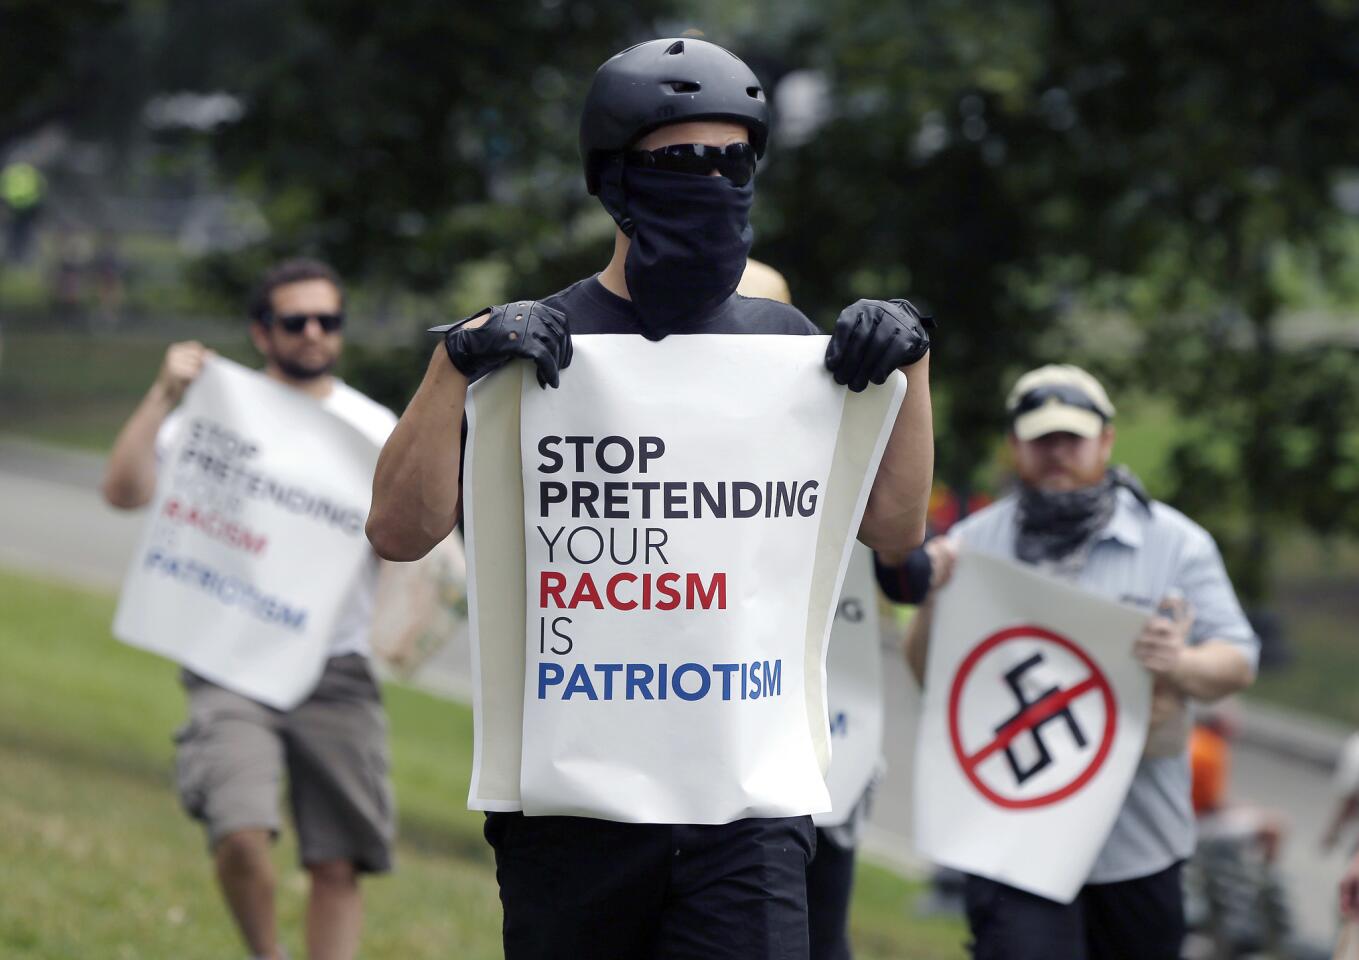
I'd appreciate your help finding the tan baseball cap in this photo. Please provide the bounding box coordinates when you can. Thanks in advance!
[1005,364,1115,441]
[737,258,792,305]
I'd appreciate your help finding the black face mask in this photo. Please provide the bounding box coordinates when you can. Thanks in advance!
[599,163,754,340]
[1015,465,1150,565]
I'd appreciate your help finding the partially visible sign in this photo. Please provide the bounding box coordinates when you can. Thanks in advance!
[815,544,885,827]
[370,536,467,679]
[914,550,1151,903]
[113,357,382,709]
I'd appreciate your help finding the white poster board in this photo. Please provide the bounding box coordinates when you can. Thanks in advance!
[113,357,382,709]
[815,544,885,827]
[464,335,906,824]
[370,535,468,678]
[914,550,1152,902]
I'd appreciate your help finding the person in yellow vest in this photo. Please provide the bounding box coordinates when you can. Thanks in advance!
[1,161,46,263]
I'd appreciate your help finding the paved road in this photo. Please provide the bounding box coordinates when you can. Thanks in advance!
[0,435,1344,947]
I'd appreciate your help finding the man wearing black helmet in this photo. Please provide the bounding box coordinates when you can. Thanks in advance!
[369,38,935,959]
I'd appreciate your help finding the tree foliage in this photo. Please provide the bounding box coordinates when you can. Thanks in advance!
[1021,1,1359,598]
[0,0,130,149]
[753,0,1359,598]
[7,0,1359,602]
[202,0,679,298]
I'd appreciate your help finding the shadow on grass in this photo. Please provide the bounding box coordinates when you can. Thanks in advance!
[0,725,172,788]
[0,723,496,868]
[396,811,496,867]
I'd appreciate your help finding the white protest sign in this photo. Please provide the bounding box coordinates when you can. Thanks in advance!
[914,550,1151,902]
[113,357,382,709]
[815,544,885,827]
[370,535,468,679]
[464,335,905,823]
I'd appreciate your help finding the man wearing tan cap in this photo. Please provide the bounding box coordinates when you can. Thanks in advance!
[903,364,1258,960]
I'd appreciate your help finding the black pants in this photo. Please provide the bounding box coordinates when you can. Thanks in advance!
[485,812,817,960]
[964,862,1185,960]
[806,830,856,960]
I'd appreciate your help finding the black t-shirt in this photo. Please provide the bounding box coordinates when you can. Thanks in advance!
[542,275,821,337]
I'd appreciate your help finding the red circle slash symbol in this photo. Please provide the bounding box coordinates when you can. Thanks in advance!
[947,625,1117,810]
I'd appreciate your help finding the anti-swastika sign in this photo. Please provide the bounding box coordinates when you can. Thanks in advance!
[949,625,1116,810]
[916,551,1151,903]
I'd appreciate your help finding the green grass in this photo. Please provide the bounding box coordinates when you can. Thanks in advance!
[1225,533,1359,726]
[0,327,425,449]
[0,568,967,959]
[0,328,256,450]
[1252,608,1359,727]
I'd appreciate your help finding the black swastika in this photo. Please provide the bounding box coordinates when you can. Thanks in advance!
[995,653,1089,785]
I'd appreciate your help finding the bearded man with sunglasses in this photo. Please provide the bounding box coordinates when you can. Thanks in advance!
[103,258,397,960]
[369,37,935,960]
[902,364,1258,960]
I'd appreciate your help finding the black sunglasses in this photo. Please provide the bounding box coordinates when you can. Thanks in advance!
[273,312,344,334]
[623,142,757,186]
[1010,384,1108,420]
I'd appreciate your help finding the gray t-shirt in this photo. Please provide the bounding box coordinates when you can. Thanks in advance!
[948,486,1258,884]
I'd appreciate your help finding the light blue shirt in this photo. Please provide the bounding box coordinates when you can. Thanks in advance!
[948,486,1258,884]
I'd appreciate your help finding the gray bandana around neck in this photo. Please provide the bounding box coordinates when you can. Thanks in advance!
[1015,466,1148,566]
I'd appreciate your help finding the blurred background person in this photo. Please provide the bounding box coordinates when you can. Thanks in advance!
[0,160,46,263]
[100,258,397,960]
[1182,703,1299,959]
[1324,733,1359,858]
[904,364,1258,960]
[1341,845,1359,929]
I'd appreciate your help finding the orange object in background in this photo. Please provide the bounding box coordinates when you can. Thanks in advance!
[927,485,994,533]
[1191,725,1231,815]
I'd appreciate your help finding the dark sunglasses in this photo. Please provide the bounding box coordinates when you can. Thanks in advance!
[1010,384,1108,420]
[623,142,757,186]
[273,312,344,334]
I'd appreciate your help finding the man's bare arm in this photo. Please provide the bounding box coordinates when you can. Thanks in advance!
[1323,792,1359,852]
[367,345,469,561]
[1166,640,1255,702]
[860,353,933,562]
[1340,847,1359,919]
[102,341,209,509]
[369,302,571,560]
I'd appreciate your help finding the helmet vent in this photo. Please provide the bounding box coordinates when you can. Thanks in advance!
[666,40,685,55]
[667,81,702,93]
[747,86,764,101]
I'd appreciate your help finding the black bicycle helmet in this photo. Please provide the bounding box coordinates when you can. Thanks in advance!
[580,38,769,195]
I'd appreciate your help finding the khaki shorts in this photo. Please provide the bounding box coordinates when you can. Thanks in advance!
[174,654,395,873]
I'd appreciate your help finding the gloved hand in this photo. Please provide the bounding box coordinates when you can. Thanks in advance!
[431,300,572,388]
[824,298,935,392]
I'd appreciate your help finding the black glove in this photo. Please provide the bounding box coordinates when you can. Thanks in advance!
[824,298,935,392]
[431,300,572,388]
